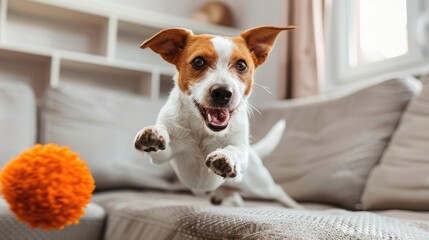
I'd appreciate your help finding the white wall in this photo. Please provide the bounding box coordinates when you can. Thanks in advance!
[104,0,288,102]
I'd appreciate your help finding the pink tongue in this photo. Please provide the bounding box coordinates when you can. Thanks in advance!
[207,109,229,125]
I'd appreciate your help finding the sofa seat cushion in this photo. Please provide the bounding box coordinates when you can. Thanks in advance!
[0,198,106,240]
[92,190,429,240]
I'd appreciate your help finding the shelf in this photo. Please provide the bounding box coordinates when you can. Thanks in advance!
[5,0,108,56]
[59,59,152,97]
[0,0,241,102]
[0,48,50,99]
[0,1,4,40]
[116,20,171,68]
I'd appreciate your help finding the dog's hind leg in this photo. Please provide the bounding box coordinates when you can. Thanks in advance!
[235,149,303,209]
[210,188,244,207]
[268,185,303,209]
[240,179,303,209]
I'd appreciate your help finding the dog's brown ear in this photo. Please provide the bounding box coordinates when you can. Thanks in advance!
[240,26,295,67]
[140,28,192,65]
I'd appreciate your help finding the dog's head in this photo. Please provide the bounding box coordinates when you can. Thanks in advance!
[141,26,294,133]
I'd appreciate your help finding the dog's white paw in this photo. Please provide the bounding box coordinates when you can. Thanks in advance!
[134,126,169,152]
[205,150,240,180]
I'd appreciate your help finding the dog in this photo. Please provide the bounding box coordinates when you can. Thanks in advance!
[134,26,301,208]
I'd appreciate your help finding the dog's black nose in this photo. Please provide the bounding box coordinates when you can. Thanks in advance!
[211,87,232,105]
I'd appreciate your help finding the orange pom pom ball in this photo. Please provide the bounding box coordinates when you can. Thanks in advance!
[0,144,95,230]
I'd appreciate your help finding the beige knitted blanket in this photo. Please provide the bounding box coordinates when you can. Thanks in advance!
[164,207,429,239]
[102,201,429,240]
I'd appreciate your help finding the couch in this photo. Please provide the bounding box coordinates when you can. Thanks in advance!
[1,75,429,240]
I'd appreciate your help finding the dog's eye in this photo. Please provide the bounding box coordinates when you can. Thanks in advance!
[192,57,206,70]
[236,60,247,72]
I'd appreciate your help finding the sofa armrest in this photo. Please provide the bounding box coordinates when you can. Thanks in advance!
[250,73,421,142]
[0,198,106,240]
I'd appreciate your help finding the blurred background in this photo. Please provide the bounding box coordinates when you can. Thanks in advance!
[106,0,429,101]
[1,0,428,104]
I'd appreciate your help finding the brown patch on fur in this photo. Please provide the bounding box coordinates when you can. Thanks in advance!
[240,26,295,67]
[230,37,255,96]
[140,28,191,65]
[175,35,218,93]
[140,26,294,95]
[140,29,218,94]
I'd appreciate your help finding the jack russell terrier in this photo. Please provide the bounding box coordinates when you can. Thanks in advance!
[134,26,301,208]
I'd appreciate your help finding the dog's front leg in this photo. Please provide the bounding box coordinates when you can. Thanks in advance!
[205,145,248,182]
[134,125,174,165]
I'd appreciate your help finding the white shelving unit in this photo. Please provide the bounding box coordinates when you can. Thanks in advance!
[0,0,240,101]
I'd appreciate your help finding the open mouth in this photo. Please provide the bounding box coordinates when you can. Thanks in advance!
[194,100,231,132]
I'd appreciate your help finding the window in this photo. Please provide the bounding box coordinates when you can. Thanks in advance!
[349,0,408,67]
[327,0,429,85]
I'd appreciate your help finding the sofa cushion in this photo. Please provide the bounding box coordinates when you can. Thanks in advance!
[40,85,184,191]
[92,190,429,240]
[250,77,420,210]
[0,81,36,167]
[0,198,105,240]
[361,80,429,210]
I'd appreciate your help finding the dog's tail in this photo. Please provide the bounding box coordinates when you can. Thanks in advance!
[251,120,286,159]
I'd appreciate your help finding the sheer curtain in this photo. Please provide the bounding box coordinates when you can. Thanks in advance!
[281,0,331,99]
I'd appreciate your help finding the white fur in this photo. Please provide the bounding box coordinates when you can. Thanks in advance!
[135,35,301,208]
[143,83,249,192]
[190,36,245,109]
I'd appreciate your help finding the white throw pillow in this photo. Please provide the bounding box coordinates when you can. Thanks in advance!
[41,85,184,191]
[250,77,420,209]
[362,80,429,210]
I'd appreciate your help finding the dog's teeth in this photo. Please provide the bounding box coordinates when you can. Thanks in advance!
[207,113,212,123]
